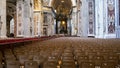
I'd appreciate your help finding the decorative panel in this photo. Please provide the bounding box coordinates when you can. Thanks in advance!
[88,0,95,35]
[107,0,115,34]
[17,1,23,36]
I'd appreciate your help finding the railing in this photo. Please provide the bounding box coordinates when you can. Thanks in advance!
[0,35,61,45]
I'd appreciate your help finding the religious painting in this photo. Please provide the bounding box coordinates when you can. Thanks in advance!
[107,0,115,34]
[78,12,82,35]
[88,1,95,35]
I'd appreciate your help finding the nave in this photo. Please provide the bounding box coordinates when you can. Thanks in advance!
[0,37,120,68]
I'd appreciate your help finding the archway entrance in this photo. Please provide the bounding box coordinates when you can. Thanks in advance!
[56,20,68,34]
[59,21,67,34]
[6,15,13,37]
[6,0,16,37]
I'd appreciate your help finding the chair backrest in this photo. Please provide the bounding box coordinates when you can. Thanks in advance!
[81,62,95,68]
[0,62,3,68]
[61,62,76,68]
[6,61,20,68]
[101,62,116,68]
[24,61,39,68]
[43,61,57,68]
[19,55,28,65]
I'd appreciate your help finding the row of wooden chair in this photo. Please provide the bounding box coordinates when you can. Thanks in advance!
[0,37,120,68]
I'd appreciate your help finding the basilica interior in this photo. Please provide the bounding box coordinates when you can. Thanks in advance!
[0,0,120,68]
[0,0,119,38]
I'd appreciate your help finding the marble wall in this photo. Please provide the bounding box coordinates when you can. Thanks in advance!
[95,0,104,38]
[95,0,118,38]
[116,0,120,38]
[1,0,120,38]
[80,0,89,37]
[16,0,24,37]
[43,12,54,36]
[76,0,119,38]
[16,0,34,37]
[0,0,6,38]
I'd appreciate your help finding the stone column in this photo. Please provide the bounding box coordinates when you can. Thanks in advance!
[95,0,104,38]
[104,0,116,38]
[14,13,17,37]
[116,0,120,38]
[47,13,54,36]
[30,0,34,37]
[34,12,40,36]
[33,0,43,37]
[53,19,56,34]
[16,0,34,37]
[71,8,77,36]
[77,11,82,36]
[0,0,7,38]
[23,0,31,37]
[67,18,71,35]
[56,20,58,34]
[69,19,72,36]
[80,0,89,37]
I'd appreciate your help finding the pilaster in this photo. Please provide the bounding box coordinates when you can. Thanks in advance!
[80,0,88,37]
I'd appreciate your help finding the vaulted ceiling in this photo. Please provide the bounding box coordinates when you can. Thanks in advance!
[7,0,16,18]
[6,0,74,20]
[51,0,72,20]
[51,0,73,20]
[7,0,16,5]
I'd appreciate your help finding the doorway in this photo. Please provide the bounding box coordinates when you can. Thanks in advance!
[59,21,67,34]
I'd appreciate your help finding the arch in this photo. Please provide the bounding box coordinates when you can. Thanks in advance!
[6,0,16,37]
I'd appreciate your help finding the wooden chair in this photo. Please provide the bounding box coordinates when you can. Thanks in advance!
[6,61,20,68]
[24,61,39,68]
[80,62,95,68]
